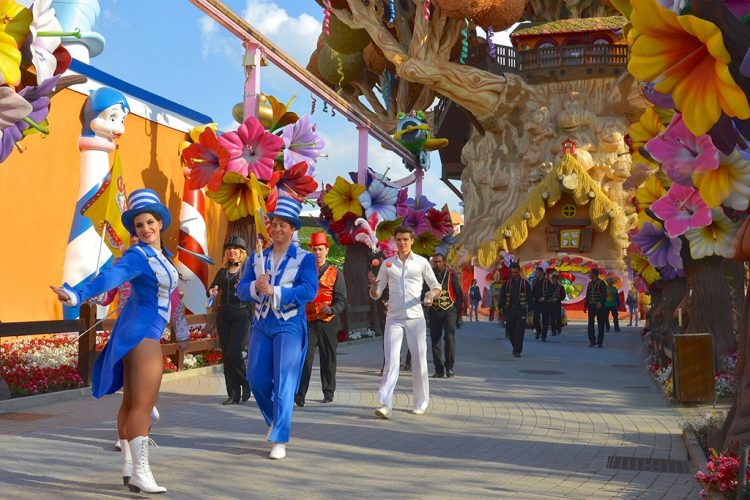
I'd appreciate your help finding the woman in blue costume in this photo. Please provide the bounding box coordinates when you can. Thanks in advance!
[51,189,186,494]
[236,194,318,460]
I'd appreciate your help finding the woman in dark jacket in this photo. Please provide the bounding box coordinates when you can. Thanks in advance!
[208,236,252,404]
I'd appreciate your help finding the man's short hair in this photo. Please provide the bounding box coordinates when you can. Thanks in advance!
[535,266,544,273]
[590,268,600,276]
[393,225,415,239]
[433,252,446,259]
[509,261,521,270]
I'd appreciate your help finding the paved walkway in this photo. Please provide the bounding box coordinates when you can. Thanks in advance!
[0,320,699,499]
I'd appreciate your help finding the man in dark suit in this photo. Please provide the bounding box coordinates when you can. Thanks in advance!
[499,261,532,358]
[295,232,347,406]
[429,253,463,378]
[583,268,607,348]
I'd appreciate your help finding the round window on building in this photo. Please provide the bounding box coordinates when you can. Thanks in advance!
[562,204,577,218]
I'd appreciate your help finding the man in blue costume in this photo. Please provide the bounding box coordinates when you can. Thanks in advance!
[236,194,318,460]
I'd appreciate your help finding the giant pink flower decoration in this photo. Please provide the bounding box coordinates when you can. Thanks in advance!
[650,184,712,237]
[218,116,284,181]
[645,114,720,186]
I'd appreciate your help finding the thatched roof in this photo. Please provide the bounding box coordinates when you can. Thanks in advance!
[511,16,627,38]
[475,153,628,267]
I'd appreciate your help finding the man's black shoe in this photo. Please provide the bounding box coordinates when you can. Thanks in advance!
[446,370,454,378]
[402,363,411,371]
[512,352,521,358]
[589,342,596,347]
[294,396,305,407]
[323,394,334,403]
[432,372,445,378]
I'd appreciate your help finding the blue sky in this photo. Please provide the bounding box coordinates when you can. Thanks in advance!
[92,0,462,212]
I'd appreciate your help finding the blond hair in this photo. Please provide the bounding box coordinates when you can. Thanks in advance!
[222,247,248,268]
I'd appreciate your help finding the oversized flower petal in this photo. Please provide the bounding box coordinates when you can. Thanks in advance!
[628,0,750,136]
[268,161,318,199]
[219,116,283,181]
[412,231,442,257]
[632,221,683,270]
[635,175,667,211]
[628,247,662,284]
[692,150,750,210]
[360,178,399,221]
[651,184,712,237]
[426,207,453,238]
[0,1,30,87]
[322,176,365,221]
[181,127,230,192]
[29,0,61,84]
[685,207,742,259]
[281,114,325,173]
[645,113,720,186]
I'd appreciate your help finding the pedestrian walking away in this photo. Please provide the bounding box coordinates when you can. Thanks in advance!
[626,285,639,326]
[236,195,318,460]
[51,188,188,493]
[548,272,566,336]
[604,277,621,333]
[531,267,546,340]
[368,226,441,419]
[584,268,607,348]
[208,236,252,406]
[429,252,463,378]
[499,261,532,357]
[468,279,481,322]
[296,232,347,407]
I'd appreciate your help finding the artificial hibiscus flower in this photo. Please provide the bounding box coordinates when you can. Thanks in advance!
[631,221,683,271]
[281,114,325,172]
[378,237,397,259]
[646,113,720,186]
[401,207,429,235]
[360,177,399,221]
[635,175,668,212]
[268,161,318,199]
[425,207,453,238]
[0,74,57,162]
[650,184,712,237]
[328,211,359,245]
[0,0,31,87]
[375,216,404,242]
[627,245,662,284]
[628,0,750,136]
[178,122,218,157]
[219,116,284,181]
[322,176,365,220]
[407,195,436,211]
[412,231,442,257]
[205,171,269,222]
[685,207,742,259]
[181,127,230,192]
[692,150,750,210]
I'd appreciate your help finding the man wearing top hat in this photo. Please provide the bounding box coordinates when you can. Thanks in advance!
[295,232,347,407]
[237,195,318,460]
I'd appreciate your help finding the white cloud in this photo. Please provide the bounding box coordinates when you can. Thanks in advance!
[241,0,321,63]
[199,15,240,60]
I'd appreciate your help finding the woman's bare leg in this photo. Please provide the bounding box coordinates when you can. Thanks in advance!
[117,361,131,439]
[123,339,163,440]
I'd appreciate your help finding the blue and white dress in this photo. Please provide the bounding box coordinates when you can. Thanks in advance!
[62,241,179,398]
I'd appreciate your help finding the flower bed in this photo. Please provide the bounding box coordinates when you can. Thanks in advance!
[1,325,222,398]
[642,328,673,397]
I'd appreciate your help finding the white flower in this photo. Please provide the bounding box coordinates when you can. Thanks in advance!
[29,0,62,84]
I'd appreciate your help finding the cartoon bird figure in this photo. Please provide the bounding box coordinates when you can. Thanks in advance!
[391,110,449,170]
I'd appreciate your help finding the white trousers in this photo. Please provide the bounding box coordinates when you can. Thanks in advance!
[379,316,429,411]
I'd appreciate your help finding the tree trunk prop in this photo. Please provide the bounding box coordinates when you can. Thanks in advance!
[681,255,742,366]
[723,278,750,447]
[649,278,686,366]
[343,243,381,333]
[226,216,258,253]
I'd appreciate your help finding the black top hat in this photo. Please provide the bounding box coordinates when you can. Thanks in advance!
[224,236,247,251]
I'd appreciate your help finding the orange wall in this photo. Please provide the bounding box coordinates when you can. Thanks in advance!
[0,89,227,322]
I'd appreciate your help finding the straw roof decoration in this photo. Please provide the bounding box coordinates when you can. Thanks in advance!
[475,153,627,267]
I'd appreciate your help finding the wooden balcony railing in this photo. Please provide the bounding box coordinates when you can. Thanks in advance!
[478,43,629,75]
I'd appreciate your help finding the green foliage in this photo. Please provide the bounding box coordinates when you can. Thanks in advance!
[298,226,346,269]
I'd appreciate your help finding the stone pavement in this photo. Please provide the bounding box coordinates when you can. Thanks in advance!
[0,320,699,499]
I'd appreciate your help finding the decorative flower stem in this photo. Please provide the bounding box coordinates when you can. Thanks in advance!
[23,116,49,135]
[36,29,82,39]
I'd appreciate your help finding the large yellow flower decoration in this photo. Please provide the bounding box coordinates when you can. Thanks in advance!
[205,171,269,222]
[692,150,750,210]
[0,0,31,87]
[628,250,661,284]
[629,106,671,172]
[635,174,667,212]
[628,0,750,136]
[322,176,365,221]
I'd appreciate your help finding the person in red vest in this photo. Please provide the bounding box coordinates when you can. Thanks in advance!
[295,232,347,406]
[428,252,464,378]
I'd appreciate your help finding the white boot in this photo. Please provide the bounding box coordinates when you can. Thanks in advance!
[128,436,167,494]
[119,439,132,485]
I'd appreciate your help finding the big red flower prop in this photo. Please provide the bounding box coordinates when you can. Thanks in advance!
[219,116,283,181]
[182,127,230,191]
[426,207,453,238]
[268,161,318,199]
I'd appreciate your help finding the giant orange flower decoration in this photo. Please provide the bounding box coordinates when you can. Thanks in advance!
[628,0,750,136]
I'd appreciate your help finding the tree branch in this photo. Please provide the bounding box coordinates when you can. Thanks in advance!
[336,1,408,59]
